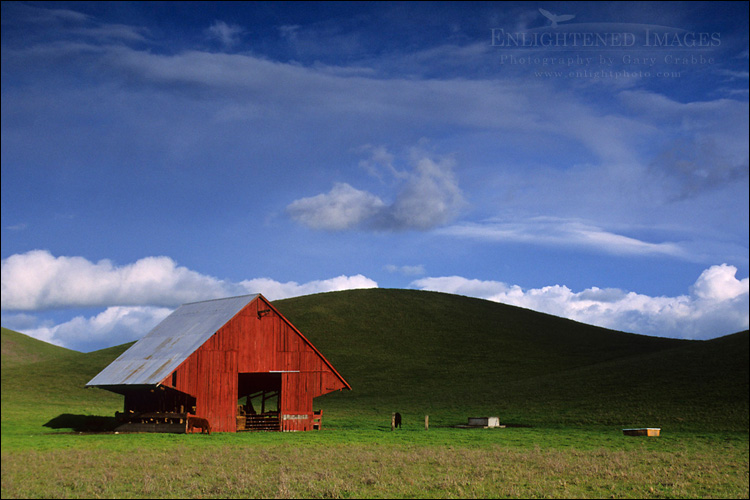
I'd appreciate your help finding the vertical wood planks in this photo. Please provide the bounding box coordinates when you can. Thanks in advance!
[160,295,349,432]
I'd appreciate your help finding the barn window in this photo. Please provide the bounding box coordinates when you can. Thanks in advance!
[172,371,177,386]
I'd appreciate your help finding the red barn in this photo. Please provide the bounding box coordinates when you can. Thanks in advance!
[87,294,350,432]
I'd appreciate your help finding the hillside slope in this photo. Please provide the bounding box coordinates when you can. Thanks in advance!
[274,289,748,430]
[1,329,133,433]
[2,289,747,432]
[1,327,80,368]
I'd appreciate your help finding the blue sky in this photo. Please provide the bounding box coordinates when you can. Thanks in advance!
[2,1,748,352]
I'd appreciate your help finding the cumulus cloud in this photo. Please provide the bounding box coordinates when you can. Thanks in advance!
[287,149,465,231]
[237,274,378,301]
[0,250,238,310]
[412,264,749,340]
[388,154,465,230]
[3,306,172,351]
[286,183,386,231]
[690,264,749,301]
[1,250,378,311]
[1,250,378,351]
[3,306,173,352]
[439,217,688,258]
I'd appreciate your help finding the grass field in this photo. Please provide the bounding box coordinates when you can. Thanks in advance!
[2,289,748,498]
[3,428,748,498]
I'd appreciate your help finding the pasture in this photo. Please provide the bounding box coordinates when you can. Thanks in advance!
[2,289,748,498]
[2,418,747,498]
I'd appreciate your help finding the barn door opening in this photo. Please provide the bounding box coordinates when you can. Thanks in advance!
[236,373,281,431]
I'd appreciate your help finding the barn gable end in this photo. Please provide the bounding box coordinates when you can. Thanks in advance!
[87,294,350,432]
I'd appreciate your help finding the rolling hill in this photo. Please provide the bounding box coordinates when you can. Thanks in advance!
[274,289,748,431]
[2,289,747,434]
[1,326,80,368]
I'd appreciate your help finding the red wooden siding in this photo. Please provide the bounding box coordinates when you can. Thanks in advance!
[158,295,348,432]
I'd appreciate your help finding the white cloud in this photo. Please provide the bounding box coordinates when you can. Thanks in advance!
[439,217,688,258]
[690,263,749,301]
[286,183,386,231]
[3,306,172,352]
[72,23,150,43]
[412,264,749,340]
[388,154,465,230]
[0,250,378,310]
[6,3,92,25]
[357,144,404,181]
[287,149,465,231]
[238,274,377,301]
[0,250,238,310]
[1,250,378,351]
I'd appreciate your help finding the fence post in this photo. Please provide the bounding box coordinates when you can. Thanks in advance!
[391,412,395,431]
[425,415,429,430]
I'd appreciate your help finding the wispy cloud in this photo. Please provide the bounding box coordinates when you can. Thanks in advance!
[619,91,749,199]
[6,32,742,187]
[71,23,150,43]
[384,264,426,276]
[5,3,91,25]
[3,3,148,43]
[206,21,244,49]
[413,264,749,340]
[439,217,688,258]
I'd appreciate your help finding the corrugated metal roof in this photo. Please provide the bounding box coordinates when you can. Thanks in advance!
[86,294,259,387]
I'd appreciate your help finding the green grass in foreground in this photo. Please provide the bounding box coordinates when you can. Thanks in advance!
[2,427,748,498]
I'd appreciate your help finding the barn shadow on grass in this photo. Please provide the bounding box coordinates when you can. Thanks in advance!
[44,414,118,432]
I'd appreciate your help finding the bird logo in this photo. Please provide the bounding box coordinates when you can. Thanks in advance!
[538,8,576,27]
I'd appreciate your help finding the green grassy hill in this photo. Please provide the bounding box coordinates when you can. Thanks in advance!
[1,289,747,434]
[1,326,79,368]
[275,289,748,431]
[1,327,133,434]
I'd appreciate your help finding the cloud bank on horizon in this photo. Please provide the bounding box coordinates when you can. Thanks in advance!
[1,2,748,352]
[1,250,747,351]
